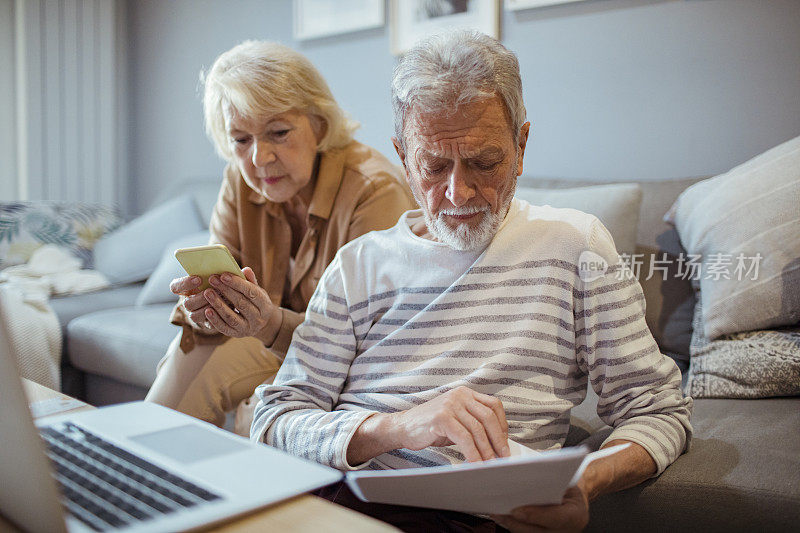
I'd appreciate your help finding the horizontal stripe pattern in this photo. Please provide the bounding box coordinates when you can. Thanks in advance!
[252,201,692,473]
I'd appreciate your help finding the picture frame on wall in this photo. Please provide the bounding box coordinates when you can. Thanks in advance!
[506,0,586,11]
[293,0,384,41]
[390,0,500,56]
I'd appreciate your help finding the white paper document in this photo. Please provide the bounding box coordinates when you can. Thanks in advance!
[29,396,87,418]
[345,443,630,515]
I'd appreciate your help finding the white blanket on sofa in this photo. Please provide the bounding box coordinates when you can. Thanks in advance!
[0,245,110,390]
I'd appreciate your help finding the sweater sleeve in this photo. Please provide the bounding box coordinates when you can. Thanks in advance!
[574,218,693,475]
[250,253,373,470]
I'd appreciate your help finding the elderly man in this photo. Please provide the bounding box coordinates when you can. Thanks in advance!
[252,31,692,531]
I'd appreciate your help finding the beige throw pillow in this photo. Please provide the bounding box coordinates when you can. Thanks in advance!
[665,135,800,340]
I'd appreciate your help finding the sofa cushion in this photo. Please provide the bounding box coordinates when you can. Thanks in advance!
[686,294,800,399]
[67,304,178,389]
[93,194,204,285]
[135,230,211,306]
[515,183,642,256]
[0,202,120,268]
[666,135,800,340]
[586,398,800,532]
[50,283,144,336]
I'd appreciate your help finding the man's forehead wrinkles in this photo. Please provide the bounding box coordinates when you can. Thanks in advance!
[416,141,503,160]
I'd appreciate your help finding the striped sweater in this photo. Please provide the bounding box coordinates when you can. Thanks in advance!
[252,199,693,474]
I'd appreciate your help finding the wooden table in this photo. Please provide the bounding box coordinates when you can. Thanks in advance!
[0,380,398,533]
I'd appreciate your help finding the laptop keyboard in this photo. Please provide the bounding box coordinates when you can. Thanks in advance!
[40,423,221,531]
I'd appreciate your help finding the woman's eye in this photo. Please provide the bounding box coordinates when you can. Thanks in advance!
[271,129,290,139]
[233,137,250,145]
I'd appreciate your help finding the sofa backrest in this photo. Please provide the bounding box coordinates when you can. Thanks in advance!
[150,177,221,228]
[518,175,706,252]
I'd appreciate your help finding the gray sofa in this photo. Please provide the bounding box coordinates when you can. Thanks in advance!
[51,175,799,531]
[53,178,222,405]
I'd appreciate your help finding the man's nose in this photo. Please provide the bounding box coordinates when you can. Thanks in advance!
[252,140,276,167]
[445,166,476,207]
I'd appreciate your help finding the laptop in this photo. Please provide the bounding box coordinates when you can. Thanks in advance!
[0,319,343,532]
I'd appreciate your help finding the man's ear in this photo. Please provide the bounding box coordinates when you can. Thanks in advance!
[515,121,531,176]
[392,137,412,184]
[392,137,406,168]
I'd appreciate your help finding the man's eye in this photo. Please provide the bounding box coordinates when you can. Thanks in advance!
[474,160,499,171]
[424,162,448,174]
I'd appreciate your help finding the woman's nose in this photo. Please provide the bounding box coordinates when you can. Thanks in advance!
[252,140,276,167]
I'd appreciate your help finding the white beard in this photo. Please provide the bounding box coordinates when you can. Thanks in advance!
[423,204,505,251]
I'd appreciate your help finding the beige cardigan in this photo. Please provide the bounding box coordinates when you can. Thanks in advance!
[170,140,414,356]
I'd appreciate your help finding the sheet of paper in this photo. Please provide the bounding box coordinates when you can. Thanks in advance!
[507,439,539,457]
[346,445,588,515]
[29,396,86,418]
[345,442,632,515]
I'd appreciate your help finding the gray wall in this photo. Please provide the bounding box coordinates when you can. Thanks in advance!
[0,0,17,201]
[127,0,800,215]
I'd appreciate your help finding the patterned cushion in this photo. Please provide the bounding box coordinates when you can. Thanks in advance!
[0,202,121,268]
[687,290,800,398]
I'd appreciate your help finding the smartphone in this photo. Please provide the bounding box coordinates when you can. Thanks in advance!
[174,244,246,291]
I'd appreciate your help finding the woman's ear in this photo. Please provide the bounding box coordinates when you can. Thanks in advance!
[310,115,328,145]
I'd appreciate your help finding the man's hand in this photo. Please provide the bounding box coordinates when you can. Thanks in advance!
[490,484,589,533]
[392,386,510,462]
[347,386,510,465]
[490,440,657,532]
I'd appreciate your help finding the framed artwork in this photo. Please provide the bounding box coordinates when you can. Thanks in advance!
[293,0,385,41]
[390,0,500,56]
[506,0,586,10]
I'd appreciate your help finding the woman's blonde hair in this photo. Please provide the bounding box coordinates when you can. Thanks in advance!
[201,40,358,161]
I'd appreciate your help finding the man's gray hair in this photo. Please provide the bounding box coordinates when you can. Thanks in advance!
[391,30,526,147]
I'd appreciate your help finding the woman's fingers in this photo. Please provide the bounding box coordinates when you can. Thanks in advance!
[241,266,258,284]
[170,275,202,296]
[182,293,209,313]
[207,279,259,318]
[204,289,246,329]
[203,307,235,336]
[188,304,213,330]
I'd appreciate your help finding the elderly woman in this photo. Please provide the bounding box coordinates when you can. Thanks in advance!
[145,41,414,428]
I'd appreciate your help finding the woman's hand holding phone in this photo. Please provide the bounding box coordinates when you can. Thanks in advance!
[171,244,281,340]
[172,268,281,339]
[199,267,282,339]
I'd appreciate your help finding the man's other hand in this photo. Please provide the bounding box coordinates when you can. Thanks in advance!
[490,484,589,533]
[391,385,510,462]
